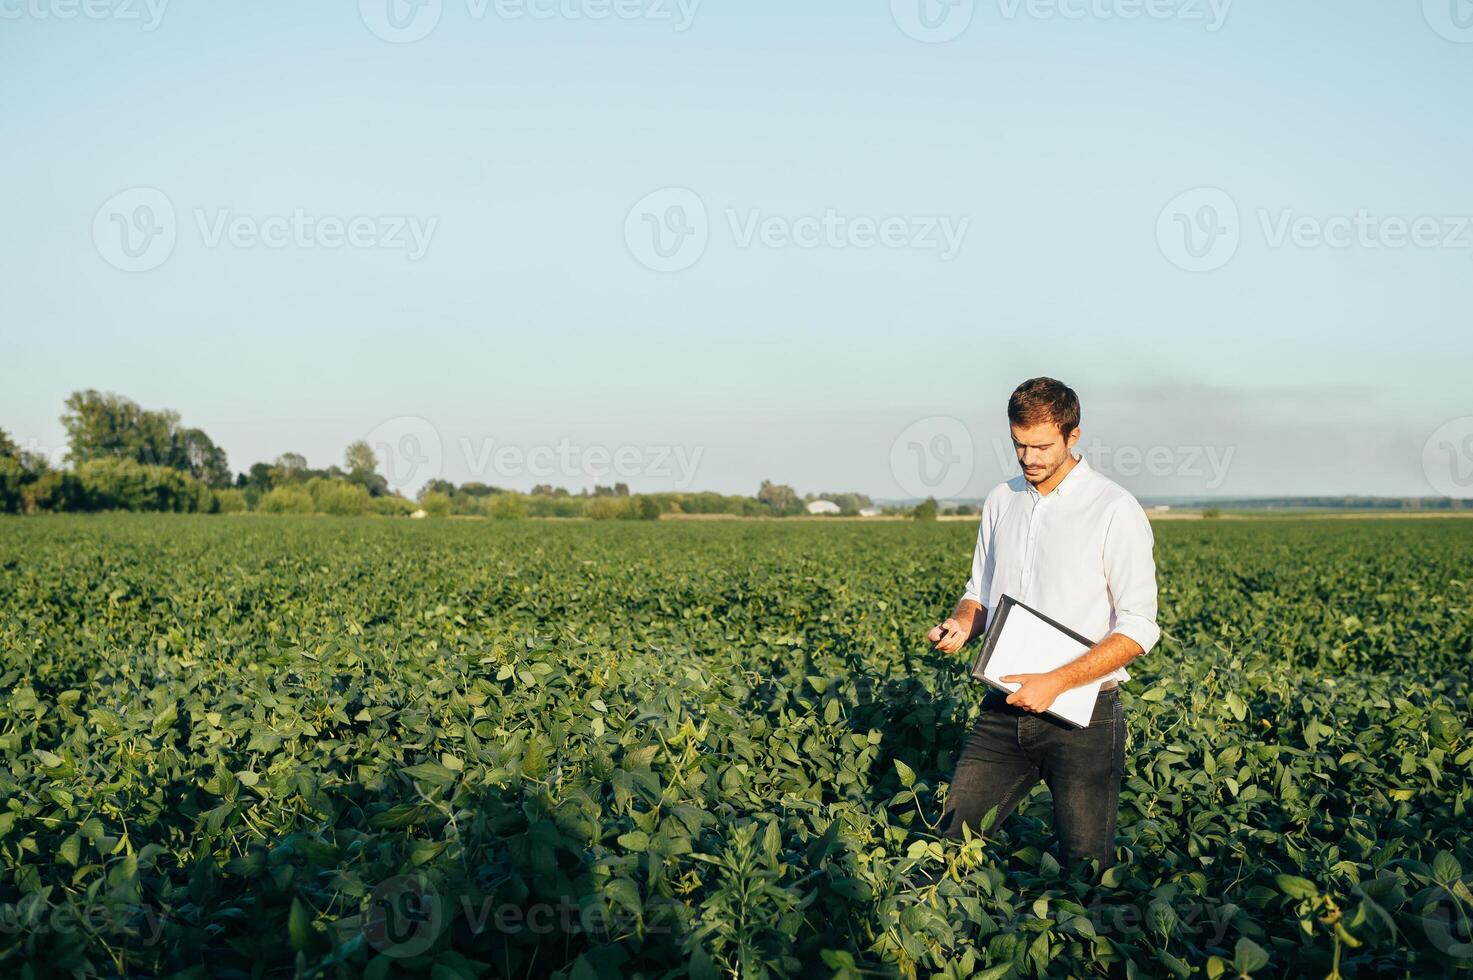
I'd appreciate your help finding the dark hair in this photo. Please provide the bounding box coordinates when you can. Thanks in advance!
[1007,377,1080,438]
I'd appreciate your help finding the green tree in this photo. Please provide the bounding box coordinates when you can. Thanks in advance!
[308,477,370,516]
[757,480,800,517]
[60,391,231,484]
[344,440,377,476]
[213,488,249,513]
[61,390,179,467]
[258,486,314,514]
[458,482,503,498]
[178,427,232,487]
[239,461,273,491]
[484,493,527,519]
[0,458,24,513]
[913,497,939,521]
[419,479,456,501]
[343,440,389,497]
[421,491,453,517]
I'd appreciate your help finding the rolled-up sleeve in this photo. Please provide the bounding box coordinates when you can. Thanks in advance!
[1102,497,1160,654]
[962,500,993,610]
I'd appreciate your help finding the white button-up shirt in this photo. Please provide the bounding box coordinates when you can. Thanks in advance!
[963,454,1160,684]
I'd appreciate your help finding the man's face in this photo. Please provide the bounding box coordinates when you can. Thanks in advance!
[1010,421,1079,486]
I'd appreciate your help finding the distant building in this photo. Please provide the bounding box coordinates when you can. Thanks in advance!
[806,500,841,515]
[858,506,883,517]
[1149,504,1172,512]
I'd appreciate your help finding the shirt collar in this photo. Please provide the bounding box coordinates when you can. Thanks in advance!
[1027,453,1087,498]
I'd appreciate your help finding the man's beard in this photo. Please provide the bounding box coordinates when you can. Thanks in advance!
[1024,459,1060,485]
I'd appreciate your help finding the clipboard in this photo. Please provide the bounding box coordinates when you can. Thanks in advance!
[970,593,1105,729]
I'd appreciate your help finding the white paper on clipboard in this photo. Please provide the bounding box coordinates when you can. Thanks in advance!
[971,594,1104,728]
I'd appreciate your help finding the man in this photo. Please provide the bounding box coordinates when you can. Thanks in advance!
[926,377,1160,878]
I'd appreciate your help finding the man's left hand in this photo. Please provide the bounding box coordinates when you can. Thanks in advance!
[1000,673,1068,713]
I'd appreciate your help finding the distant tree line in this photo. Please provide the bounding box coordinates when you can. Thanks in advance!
[2,391,933,519]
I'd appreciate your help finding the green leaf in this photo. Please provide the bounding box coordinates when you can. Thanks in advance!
[521,739,548,779]
[894,759,916,788]
[617,830,650,851]
[1274,874,1318,900]
[58,834,82,867]
[402,761,457,787]
[152,703,179,736]
[370,803,430,828]
[1233,937,1269,975]
[1432,851,1462,884]
[603,877,643,917]
[288,897,313,951]
[566,956,598,980]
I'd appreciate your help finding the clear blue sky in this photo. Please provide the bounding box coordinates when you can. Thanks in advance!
[2,0,1469,499]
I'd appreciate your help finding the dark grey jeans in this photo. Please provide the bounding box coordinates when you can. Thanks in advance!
[936,685,1126,877]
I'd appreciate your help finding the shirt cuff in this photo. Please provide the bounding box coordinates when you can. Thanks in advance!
[1111,615,1160,655]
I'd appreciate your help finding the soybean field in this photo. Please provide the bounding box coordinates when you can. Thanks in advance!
[0,515,1470,978]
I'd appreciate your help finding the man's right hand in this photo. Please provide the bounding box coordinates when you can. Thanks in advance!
[928,618,968,654]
